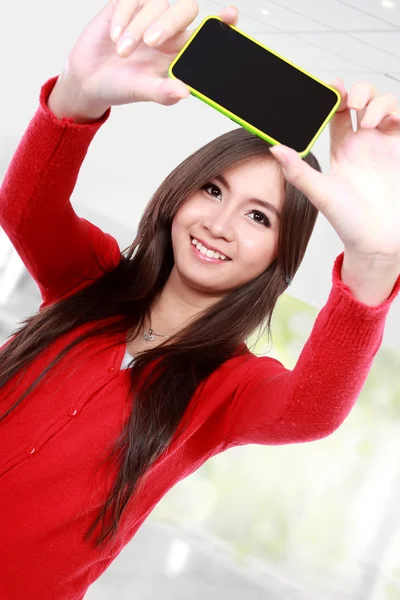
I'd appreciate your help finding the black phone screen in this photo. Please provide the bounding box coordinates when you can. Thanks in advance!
[171,18,339,154]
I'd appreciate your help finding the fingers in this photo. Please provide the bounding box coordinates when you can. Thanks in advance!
[329,78,400,139]
[110,0,141,43]
[157,4,239,62]
[144,3,239,49]
[213,5,239,28]
[114,0,169,56]
[111,0,200,57]
[329,79,380,122]
[328,77,348,112]
[111,0,238,58]
[143,0,200,47]
[358,93,398,128]
[347,81,380,111]
[348,84,400,133]
[132,73,191,106]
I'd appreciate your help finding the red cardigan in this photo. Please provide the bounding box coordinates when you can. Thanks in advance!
[0,75,399,600]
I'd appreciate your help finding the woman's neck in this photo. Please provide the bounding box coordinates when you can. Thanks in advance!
[147,268,221,338]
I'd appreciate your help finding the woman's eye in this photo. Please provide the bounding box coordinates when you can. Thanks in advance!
[250,210,272,228]
[201,182,271,228]
[202,182,221,198]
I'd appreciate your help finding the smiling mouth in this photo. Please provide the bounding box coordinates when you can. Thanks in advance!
[190,236,232,261]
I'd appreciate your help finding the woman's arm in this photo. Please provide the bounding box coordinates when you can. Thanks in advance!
[223,252,400,449]
[0,75,120,311]
[47,69,110,124]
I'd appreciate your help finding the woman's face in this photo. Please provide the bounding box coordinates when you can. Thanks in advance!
[170,155,285,297]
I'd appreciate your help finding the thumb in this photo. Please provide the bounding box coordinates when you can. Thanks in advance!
[127,74,190,106]
[270,144,332,212]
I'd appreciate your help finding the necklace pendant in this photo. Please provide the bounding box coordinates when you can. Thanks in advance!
[143,329,156,342]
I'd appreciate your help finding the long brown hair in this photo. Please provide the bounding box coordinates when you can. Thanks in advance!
[0,127,321,547]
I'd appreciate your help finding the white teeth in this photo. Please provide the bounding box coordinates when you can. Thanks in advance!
[191,237,229,260]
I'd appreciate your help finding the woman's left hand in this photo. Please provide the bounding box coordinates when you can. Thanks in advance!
[270,78,400,266]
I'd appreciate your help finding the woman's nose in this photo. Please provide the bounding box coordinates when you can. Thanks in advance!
[202,208,235,241]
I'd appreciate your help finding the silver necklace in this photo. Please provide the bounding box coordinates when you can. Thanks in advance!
[142,320,171,342]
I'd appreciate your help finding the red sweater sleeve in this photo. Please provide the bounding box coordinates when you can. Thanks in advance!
[225,252,400,447]
[0,76,121,311]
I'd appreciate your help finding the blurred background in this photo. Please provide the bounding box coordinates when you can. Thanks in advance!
[1,0,400,598]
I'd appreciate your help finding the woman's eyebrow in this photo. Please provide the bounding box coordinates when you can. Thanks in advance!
[215,173,281,221]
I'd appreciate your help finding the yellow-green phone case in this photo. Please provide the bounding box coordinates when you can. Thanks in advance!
[168,15,341,158]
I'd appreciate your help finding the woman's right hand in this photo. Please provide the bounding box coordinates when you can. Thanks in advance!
[57,0,239,114]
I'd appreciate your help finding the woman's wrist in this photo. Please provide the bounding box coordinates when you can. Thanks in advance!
[47,71,110,124]
[341,252,400,306]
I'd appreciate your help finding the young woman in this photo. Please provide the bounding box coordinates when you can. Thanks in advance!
[0,1,399,599]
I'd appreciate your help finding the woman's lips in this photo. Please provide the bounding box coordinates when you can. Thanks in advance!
[190,237,231,264]
[192,236,230,259]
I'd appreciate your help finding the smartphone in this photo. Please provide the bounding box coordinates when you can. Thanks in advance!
[168,16,341,158]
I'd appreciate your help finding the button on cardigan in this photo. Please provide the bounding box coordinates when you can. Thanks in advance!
[0,75,399,600]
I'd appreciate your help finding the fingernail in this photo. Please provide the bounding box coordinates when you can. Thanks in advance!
[117,38,134,57]
[144,29,163,46]
[111,25,123,43]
